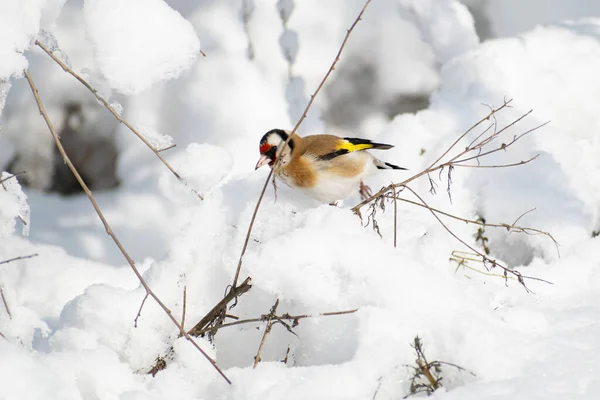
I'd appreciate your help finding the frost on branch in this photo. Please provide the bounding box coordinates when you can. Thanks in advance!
[0,173,30,237]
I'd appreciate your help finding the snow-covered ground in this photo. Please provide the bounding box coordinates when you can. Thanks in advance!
[2,0,600,399]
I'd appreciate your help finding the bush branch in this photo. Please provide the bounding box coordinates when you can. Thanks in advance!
[34,40,203,200]
[231,0,373,290]
[24,69,230,384]
[352,100,547,213]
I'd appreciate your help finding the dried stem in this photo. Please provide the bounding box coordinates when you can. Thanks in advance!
[231,0,372,290]
[253,299,280,368]
[0,171,26,186]
[24,70,230,384]
[402,185,552,290]
[192,308,357,336]
[393,185,398,248]
[188,277,252,337]
[352,100,547,213]
[0,254,38,266]
[146,277,252,376]
[134,293,149,328]
[451,251,517,279]
[381,194,558,251]
[34,40,203,201]
[1,286,11,319]
[180,286,187,335]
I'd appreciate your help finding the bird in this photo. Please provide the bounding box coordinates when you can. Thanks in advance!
[255,128,406,204]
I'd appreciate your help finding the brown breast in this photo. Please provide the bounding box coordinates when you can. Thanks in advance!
[280,156,317,188]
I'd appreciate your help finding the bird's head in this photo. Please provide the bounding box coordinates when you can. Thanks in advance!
[255,129,294,170]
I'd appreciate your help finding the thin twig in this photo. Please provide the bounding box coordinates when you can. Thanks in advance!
[24,70,230,384]
[427,100,513,170]
[1,286,11,319]
[453,155,539,168]
[0,171,26,186]
[231,0,373,290]
[0,254,38,266]
[393,184,397,248]
[180,286,187,335]
[402,185,552,290]
[192,308,358,336]
[134,293,149,328]
[157,144,177,152]
[147,277,252,375]
[351,102,548,213]
[253,299,279,368]
[188,277,252,337]
[382,194,558,251]
[34,40,203,201]
[231,175,272,289]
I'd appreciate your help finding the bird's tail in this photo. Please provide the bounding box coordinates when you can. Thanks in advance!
[374,158,407,170]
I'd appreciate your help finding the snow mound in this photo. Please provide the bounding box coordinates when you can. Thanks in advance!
[83,0,201,94]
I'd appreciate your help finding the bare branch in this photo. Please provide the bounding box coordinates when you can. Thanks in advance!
[34,40,203,201]
[191,308,358,336]
[381,194,557,250]
[1,286,11,319]
[0,171,26,186]
[352,106,548,214]
[393,185,398,248]
[427,99,513,169]
[401,185,552,290]
[134,293,149,328]
[180,286,187,335]
[253,299,280,368]
[453,155,539,168]
[157,144,177,152]
[232,0,373,289]
[0,254,38,266]
[188,277,252,337]
[24,70,230,384]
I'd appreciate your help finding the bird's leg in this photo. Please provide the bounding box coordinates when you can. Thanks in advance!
[359,180,372,201]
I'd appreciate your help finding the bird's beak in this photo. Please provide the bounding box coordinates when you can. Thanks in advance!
[255,154,271,170]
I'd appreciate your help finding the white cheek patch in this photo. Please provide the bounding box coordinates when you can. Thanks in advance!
[267,135,284,147]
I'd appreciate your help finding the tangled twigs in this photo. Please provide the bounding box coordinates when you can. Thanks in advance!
[402,185,552,291]
[147,277,253,376]
[253,299,280,368]
[382,194,558,252]
[188,277,252,338]
[350,100,554,290]
[34,40,203,200]
[231,0,373,290]
[191,307,358,337]
[404,336,474,398]
[24,70,230,384]
[352,99,549,213]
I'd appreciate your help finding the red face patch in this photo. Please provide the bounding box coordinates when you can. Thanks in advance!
[259,143,272,154]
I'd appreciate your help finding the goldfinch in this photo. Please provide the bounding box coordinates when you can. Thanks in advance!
[255,129,406,203]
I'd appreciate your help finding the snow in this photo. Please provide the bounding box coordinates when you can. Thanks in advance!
[83,0,201,94]
[0,172,30,236]
[2,0,600,399]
